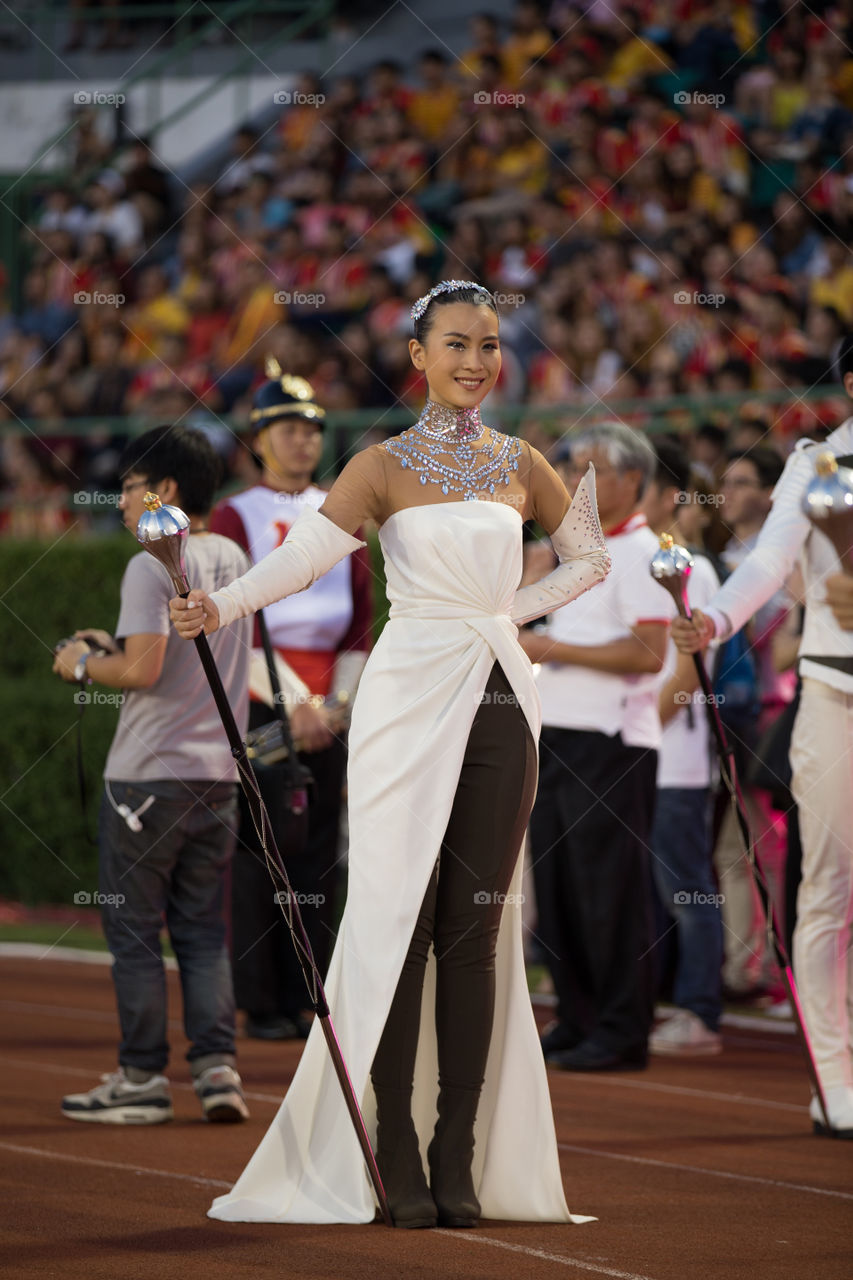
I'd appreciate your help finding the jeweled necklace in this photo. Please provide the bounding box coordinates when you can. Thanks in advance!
[386,400,521,500]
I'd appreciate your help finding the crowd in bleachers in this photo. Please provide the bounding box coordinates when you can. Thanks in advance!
[2,0,853,534]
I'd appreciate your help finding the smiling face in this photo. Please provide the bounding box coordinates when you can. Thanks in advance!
[408,302,501,410]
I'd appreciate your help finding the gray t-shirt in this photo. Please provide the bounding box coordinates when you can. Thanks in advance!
[104,534,252,783]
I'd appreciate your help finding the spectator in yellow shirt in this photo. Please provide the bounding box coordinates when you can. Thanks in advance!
[501,0,552,88]
[406,51,461,146]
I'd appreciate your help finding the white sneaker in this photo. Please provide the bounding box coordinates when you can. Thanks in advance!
[62,1068,173,1124]
[809,1084,853,1138]
[649,1009,722,1057]
[193,1064,249,1123]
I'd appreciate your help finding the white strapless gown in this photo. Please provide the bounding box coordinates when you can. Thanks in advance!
[209,502,593,1225]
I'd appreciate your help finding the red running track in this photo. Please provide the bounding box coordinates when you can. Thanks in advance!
[0,952,849,1280]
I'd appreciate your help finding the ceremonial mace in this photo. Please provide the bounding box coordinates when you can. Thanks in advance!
[801,450,853,570]
[650,533,830,1130]
[136,493,392,1227]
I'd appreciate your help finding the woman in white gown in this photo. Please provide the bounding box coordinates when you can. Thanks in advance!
[170,281,610,1229]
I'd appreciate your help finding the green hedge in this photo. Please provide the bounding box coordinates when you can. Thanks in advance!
[0,531,389,905]
[1,535,132,903]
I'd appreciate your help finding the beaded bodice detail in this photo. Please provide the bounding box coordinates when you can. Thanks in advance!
[385,401,522,501]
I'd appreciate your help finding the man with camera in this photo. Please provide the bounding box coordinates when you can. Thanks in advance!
[52,425,253,1125]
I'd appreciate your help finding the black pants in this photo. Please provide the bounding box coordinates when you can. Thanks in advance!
[230,701,346,1018]
[530,726,658,1055]
[371,662,537,1093]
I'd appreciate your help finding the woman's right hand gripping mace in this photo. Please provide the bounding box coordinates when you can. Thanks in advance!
[650,533,830,1130]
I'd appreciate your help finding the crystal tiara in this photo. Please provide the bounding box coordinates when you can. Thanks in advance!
[410,279,494,324]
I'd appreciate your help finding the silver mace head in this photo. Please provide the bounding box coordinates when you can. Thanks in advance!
[135,492,191,594]
[650,532,695,618]
[801,451,853,574]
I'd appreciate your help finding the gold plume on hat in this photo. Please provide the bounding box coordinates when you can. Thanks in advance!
[280,374,316,401]
[262,356,315,402]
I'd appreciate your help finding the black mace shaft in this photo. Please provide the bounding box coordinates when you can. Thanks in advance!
[136,494,391,1226]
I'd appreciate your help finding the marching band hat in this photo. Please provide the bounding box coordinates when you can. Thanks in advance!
[250,357,325,429]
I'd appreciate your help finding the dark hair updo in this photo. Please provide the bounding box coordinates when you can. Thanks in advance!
[412,282,498,344]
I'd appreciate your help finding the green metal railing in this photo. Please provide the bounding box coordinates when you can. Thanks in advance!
[1,383,844,520]
[2,381,844,448]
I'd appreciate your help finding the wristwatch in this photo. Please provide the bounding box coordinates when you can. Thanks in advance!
[73,651,93,684]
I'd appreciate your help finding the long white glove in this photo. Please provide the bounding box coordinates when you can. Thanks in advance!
[511,464,610,625]
[210,506,366,628]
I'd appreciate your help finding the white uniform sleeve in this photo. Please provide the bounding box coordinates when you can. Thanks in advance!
[210,506,366,628]
[511,464,611,625]
[705,445,813,639]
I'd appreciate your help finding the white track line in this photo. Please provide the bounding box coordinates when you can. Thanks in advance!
[0,998,806,1115]
[558,1143,853,1201]
[0,1140,230,1188]
[553,1074,805,1114]
[533,992,796,1036]
[435,1232,659,1280]
[0,1139,657,1278]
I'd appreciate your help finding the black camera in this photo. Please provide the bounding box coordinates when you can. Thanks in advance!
[54,632,103,655]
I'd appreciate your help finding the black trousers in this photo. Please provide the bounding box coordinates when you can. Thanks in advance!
[371,662,537,1094]
[530,726,658,1054]
[230,700,346,1018]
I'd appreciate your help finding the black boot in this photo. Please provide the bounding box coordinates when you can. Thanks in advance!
[373,1084,437,1229]
[427,1085,481,1227]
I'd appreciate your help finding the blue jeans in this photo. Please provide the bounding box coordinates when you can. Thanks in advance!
[99,779,239,1075]
[649,787,723,1031]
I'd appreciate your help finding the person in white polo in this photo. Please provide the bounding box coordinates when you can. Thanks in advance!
[521,421,672,1072]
